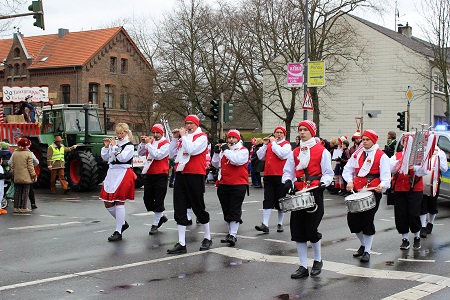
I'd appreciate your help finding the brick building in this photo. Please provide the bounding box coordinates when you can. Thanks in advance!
[0,27,155,132]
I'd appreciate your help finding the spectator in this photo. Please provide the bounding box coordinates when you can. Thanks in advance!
[47,136,76,194]
[349,130,362,155]
[384,131,397,158]
[250,138,264,188]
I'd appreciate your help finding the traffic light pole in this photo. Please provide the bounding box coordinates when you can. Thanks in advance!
[407,102,410,131]
[0,12,38,20]
[219,93,224,139]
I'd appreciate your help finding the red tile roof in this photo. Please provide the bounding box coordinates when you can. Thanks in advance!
[0,27,152,70]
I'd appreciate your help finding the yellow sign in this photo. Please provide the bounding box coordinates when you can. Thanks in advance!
[308,61,325,87]
[406,86,414,100]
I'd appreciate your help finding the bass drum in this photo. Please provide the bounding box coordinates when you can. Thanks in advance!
[423,154,439,197]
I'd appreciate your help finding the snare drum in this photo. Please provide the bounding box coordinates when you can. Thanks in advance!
[344,191,375,213]
[279,192,315,213]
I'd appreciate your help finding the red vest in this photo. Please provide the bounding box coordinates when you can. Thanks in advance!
[353,149,384,190]
[219,147,249,185]
[178,133,208,175]
[392,152,424,192]
[293,143,325,190]
[264,140,290,176]
[146,139,170,175]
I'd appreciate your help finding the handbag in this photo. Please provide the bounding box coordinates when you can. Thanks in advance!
[6,181,15,200]
[386,176,398,206]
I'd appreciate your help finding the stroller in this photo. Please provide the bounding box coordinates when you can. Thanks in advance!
[1,160,13,209]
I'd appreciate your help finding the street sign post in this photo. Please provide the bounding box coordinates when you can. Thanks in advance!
[308,61,325,87]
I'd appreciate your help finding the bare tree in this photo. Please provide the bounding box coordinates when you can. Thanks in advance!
[0,0,27,37]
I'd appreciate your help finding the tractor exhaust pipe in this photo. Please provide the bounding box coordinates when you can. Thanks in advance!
[83,104,90,144]
[103,102,107,135]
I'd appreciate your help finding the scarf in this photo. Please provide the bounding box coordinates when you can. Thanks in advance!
[296,137,317,170]
[142,136,166,173]
[349,143,379,177]
[175,127,202,171]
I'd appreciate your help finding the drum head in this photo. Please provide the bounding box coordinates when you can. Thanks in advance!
[345,191,372,201]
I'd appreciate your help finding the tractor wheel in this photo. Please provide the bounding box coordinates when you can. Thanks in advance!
[134,167,145,189]
[66,150,99,192]
[30,144,51,189]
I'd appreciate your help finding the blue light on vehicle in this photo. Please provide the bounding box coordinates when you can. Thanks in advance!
[434,125,447,131]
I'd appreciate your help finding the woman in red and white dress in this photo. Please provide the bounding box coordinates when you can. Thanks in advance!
[100,123,136,242]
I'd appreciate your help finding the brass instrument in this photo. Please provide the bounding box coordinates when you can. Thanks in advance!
[160,115,173,141]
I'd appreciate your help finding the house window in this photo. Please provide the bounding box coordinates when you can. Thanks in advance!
[105,84,114,108]
[89,83,99,104]
[14,48,20,58]
[120,58,128,74]
[21,63,27,76]
[434,74,447,93]
[119,92,128,109]
[110,57,117,73]
[14,64,20,76]
[61,85,70,104]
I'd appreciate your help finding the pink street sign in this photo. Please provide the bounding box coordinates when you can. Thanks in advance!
[287,63,303,88]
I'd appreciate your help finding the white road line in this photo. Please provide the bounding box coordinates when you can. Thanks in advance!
[383,283,446,300]
[264,238,290,244]
[346,248,382,255]
[398,258,436,263]
[94,230,108,233]
[8,222,82,230]
[243,200,260,204]
[132,210,174,216]
[379,219,393,222]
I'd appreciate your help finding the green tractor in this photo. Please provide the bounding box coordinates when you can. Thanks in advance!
[26,103,144,192]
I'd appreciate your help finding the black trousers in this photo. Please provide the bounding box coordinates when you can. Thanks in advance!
[262,175,284,210]
[394,191,422,234]
[347,192,382,235]
[217,184,246,223]
[290,189,324,243]
[143,174,168,212]
[173,172,209,226]
[420,180,441,215]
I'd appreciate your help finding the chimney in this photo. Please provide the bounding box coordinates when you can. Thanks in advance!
[58,28,69,38]
[397,22,412,37]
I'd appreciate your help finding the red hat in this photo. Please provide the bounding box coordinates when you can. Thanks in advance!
[152,124,164,135]
[227,129,241,141]
[185,115,199,126]
[274,126,286,136]
[338,136,348,144]
[298,120,317,136]
[362,130,378,143]
[17,137,31,149]
[352,130,361,139]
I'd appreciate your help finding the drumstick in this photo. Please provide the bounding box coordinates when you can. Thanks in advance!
[298,186,319,193]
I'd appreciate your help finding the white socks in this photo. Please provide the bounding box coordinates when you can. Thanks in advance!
[277,210,284,225]
[296,242,308,268]
[187,208,192,221]
[178,225,186,246]
[355,231,364,245]
[420,214,427,227]
[363,234,374,254]
[203,223,211,240]
[428,213,436,224]
[153,212,163,226]
[229,221,239,237]
[107,206,116,218]
[414,231,420,238]
[402,233,409,239]
[115,205,125,233]
[262,209,271,226]
[311,241,321,262]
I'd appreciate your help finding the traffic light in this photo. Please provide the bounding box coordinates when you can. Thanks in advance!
[28,0,45,30]
[224,103,233,122]
[397,111,406,131]
[210,99,220,123]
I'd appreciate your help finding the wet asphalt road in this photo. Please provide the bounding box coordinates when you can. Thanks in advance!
[1,184,450,300]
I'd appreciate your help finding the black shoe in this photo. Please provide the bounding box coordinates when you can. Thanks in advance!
[426,223,433,234]
[277,224,284,232]
[338,190,347,196]
[221,234,231,243]
[31,204,38,209]
[330,189,339,195]
[196,219,200,225]
[353,245,365,257]
[420,227,427,238]
[254,185,262,188]
[360,252,370,262]
[169,183,174,188]
[157,215,168,228]
[108,231,122,242]
[187,219,193,226]
[310,260,323,276]
[400,238,410,250]
[220,234,237,246]
[291,266,309,279]
[63,189,70,194]
[167,242,187,254]
[413,237,421,250]
[199,238,212,251]
[255,223,269,233]
[121,221,129,233]
[149,225,158,235]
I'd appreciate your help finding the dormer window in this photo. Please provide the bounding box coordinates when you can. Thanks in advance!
[14,48,20,58]
[40,56,49,62]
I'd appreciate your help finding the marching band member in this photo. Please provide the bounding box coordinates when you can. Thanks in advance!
[419,145,448,237]
[390,133,435,250]
[255,126,292,233]
[100,123,136,242]
[282,120,333,279]
[167,115,211,254]
[137,124,170,235]
[343,130,391,262]
[211,130,248,247]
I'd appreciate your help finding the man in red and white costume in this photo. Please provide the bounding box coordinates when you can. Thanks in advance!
[419,145,448,238]
[343,130,391,262]
[137,124,170,235]
[390,133,435,251]
[100,123,136,242]
[255,125,292,233]
[167,115,211,254]
[211,129,249,247]
[282,120,333,279]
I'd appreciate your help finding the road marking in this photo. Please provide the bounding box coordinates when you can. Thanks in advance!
[243,200,260,204]
[132,210,174,216]
[264,238,290,244]
[94,230,108,233]
[8,222,82,230]
[398,258,436,263]
[346,248,382,255]
[379,219,393,222]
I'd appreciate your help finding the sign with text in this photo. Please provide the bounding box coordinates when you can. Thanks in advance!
[2,86,49,103]
[287,63,303,88]
[308,61,325,87]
